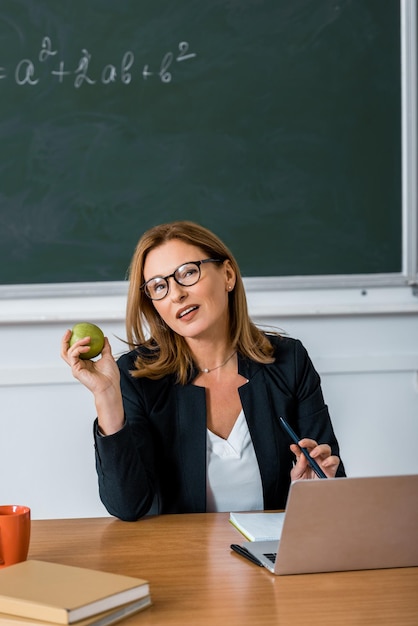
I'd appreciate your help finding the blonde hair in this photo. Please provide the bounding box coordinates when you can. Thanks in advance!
[125,221,276,383]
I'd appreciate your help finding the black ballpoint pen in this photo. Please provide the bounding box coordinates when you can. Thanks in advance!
[230,544,264,566]
[279,416,328,479]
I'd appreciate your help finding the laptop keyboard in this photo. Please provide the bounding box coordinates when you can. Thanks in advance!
[264,552,277,564]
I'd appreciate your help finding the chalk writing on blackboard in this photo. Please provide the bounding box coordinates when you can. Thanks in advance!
[0,37,197,87]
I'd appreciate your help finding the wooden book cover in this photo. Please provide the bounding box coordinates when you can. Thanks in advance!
[0,561,150,624]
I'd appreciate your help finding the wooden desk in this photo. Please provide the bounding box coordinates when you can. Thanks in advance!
[29,514,418,626]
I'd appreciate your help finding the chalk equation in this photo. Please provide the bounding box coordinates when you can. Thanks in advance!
[0,36,197,87]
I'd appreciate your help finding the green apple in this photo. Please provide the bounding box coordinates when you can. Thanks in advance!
[69,322,105,360]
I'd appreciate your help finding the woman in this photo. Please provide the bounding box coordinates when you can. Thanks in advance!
[61,221,345,521]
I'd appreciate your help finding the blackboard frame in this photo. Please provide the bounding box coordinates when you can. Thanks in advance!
[0,0,416,299]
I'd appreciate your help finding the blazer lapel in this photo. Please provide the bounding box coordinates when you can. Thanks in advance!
[238,358,282,508]
[175,383,207,512]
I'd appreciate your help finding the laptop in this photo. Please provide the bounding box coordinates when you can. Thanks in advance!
[238,474,418,575]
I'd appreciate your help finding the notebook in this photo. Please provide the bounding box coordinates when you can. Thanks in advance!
[234,474,418,575]
[229,512,285,542]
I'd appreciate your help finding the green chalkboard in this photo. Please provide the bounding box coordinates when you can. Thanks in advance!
[0,0,402,285]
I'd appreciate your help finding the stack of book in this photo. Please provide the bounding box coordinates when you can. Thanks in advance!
[0,560,151,626]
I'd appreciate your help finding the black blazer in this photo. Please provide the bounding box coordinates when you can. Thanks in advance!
[94,335,345,521]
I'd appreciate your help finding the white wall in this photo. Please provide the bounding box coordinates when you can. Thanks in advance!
[1,285,417,519]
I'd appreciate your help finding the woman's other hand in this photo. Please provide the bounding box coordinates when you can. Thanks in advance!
[60,329,125,435]
[60,329,119,393]
[290,438,340,481]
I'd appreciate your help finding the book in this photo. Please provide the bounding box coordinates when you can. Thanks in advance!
[0,561,150,625]
[229,512,285,542]
[0,597,152,626]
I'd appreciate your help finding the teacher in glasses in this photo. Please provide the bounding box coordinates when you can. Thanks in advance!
[61,221,345,521]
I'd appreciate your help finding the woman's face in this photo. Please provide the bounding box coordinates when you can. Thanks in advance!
[143,239,235,343]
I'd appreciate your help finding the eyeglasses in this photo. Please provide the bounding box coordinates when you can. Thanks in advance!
[142,259,223,301]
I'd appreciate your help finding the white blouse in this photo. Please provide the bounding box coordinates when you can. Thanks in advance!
[206,409,264,512]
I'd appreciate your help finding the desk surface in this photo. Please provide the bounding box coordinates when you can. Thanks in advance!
[29,514,418,626]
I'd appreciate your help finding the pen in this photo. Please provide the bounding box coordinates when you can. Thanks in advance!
[279,416,328,479]
[230,544,264,567]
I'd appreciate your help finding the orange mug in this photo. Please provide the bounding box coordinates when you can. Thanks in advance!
[0,505,31,568]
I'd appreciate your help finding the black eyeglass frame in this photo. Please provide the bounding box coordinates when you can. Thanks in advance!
[141,258,223,300]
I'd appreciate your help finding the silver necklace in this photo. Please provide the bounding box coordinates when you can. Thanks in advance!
[200,351,236,374]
